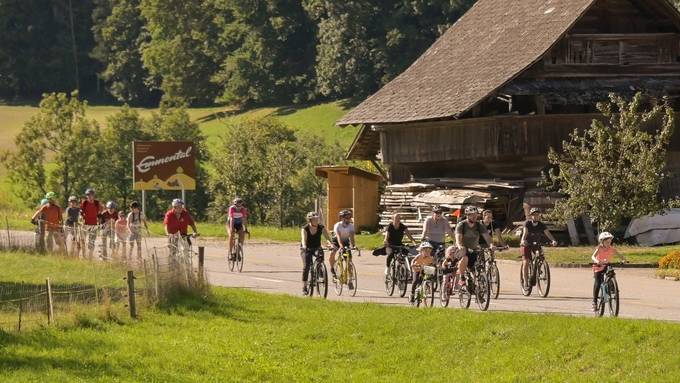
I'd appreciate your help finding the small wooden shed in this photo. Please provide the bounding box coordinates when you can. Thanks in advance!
[315,166,382,230]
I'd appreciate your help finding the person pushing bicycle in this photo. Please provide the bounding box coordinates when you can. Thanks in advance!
[520,208,557,289]
[591,232,626,311]
[300,212,332,295]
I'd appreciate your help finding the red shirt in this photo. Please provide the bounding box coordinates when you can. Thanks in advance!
[40,203,63,231]
[80,200,100,225]
[101,210,117,225]
[164,209,194,235]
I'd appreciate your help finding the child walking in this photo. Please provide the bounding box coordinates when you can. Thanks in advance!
[114,211,129,259]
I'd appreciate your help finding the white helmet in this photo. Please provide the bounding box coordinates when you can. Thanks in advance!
[464,206,480,215]
[418,241,433,250]
[172,198,184,207]
[598,232,614,242]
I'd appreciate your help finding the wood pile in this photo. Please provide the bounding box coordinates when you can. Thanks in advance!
[379,183,435,237]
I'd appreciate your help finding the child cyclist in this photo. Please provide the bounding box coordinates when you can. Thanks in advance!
[591,232,627,311]
[114,211,129,259]
[409,241,435,304]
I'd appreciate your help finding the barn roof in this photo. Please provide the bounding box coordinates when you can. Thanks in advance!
[337,0,597,126]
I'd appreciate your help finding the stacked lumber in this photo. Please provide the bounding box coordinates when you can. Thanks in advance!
[379,183,435,237]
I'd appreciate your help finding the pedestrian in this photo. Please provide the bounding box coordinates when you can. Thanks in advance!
[114,211,129,259]
[127,201,149,262]
[100,201,118,260]
[80,189,103,259]
[32,198,49,252]
[31,192,65,253]
[64,196,81,257]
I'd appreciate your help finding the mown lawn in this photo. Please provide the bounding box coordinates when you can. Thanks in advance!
[0,287,679,382]
[495,244,678,266]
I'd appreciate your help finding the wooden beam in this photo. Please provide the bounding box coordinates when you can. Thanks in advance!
[581,215,597,245]
[371,160,388,182]
[566,219,580,246]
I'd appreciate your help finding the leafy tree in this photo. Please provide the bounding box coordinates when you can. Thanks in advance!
[546,93,675,230]
[91,0,160,105]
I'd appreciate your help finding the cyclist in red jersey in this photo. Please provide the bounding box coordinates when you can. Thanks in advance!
[80,188,103,259]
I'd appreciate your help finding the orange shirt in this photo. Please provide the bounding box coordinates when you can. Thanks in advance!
[592,246,616,272]
[40,204,63,231]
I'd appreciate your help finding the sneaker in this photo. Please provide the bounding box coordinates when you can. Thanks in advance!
[302,286,309,296]
[409,294,415,304]
[592,302,598,312]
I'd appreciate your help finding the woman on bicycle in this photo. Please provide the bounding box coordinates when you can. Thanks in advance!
[422,205,454,255]
[409,241,434,304]
[481,209,506,247]
[329,210,356,280]
[227,198,249,260]
[520,208,558,289]
[383,213,416,275]
[591,232,626,311]
[300,212,333,295]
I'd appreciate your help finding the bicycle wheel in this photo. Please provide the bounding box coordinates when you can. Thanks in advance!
[349,262,358,297]
[607,278,620,317]
[488,263,500,299]
[458,284,471,309]
[537,261,551,298]
[334,259,344,296]
[236,244,245,273]
[227,245,236,272]
[475,273,491,311]
[597,289,606,317]
[397,264,409,298]
[415,285,423,308]
[315,262,328,299]
[520,267,532,296]
[385,262,395,296]
[423,279,435,307]
[439,275,451,308]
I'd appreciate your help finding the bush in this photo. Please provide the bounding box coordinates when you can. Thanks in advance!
[658,250,680,269]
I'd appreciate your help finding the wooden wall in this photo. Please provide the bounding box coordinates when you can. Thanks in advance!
[324,172,379,230]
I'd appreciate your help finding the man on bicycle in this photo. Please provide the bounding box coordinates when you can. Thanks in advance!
[164,199,199,254]
[80,188,103,259]
[227,197,249,260]
[329,210,357,282]
[520,207,558,289]
[451,206,495,285]
[422,205,454,259]
[383,213,416,275]
[300,212,332,295]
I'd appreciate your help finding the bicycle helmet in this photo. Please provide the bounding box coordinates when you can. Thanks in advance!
[432,205,442,213]
[85,188,95,195]
[418,241,433,250]
[40,198,48,206]
[172,198,184,207]
[338,209,352,218]
[233,197,244,205]
[68,195,78,202]
[598,232,614,242]
[464,206,480,215]
[106,201,117,209]
[44,191,56,200]
[306,212,319,220]
[529,207,541,215]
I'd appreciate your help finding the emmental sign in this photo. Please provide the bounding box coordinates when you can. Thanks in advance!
[133,141,196,191]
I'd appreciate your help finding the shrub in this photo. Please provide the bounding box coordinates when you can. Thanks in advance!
[658,250,680,270]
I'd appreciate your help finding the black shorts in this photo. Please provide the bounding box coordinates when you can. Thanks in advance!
[232,222,244,232]
[332,237,350,249]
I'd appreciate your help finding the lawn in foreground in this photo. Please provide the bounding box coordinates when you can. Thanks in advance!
[1,287,679,382]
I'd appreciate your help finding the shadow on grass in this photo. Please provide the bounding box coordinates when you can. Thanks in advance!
[156,288,265,323]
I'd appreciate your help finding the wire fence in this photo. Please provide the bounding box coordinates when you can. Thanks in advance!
[0,221,208,332]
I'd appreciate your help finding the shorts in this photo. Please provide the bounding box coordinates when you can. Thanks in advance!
[332,237,350,249]
[233,222,244,232]
[520,245,540,260]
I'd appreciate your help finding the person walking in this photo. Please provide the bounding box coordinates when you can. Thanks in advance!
[64,196,81,256]
[80,189,103,259]
[127,201,149,262]
[31,192,65,253]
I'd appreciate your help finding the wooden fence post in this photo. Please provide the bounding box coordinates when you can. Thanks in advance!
[126,270,137,319]
[198,246,205,284]
[5,216,10,247]
[18,300,23,332]
[46,278,54,325]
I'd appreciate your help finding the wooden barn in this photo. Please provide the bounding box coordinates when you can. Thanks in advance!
[337,0,680,242]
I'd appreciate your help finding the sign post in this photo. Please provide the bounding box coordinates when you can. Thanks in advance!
[132,141,197,209]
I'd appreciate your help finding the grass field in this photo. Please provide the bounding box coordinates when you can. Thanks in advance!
[1,286,679,382]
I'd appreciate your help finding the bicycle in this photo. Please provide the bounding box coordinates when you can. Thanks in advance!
[334,247,360,296]
[458,249,491,311]
[412,265,436,307]
[595,264,621,317]
[384,245,414,297]
[304,247,329,299]
[520,241,551,297]
[484,245,508,299]
[439,261,458,307]
[228,230,248,273]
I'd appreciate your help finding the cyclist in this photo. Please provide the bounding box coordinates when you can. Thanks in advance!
[64,196,81,256]
[80,188,103,259]
[481,209,507,247]
[127,201,149,261]
[300,212,333,295]
[422,205,454,257]
[114,211,129,258]
[164,198,199,252]
[31,192,65,253]
[383,213,416,275]
[100,201,118,259]
[409,241,435,304]
[329,210,357,281]
[227,197,249,260]
[591,232,627,311]
[520,208,558,289]
[452,206,495,285]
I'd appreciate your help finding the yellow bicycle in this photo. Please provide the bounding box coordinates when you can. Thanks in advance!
[334,247,359,296]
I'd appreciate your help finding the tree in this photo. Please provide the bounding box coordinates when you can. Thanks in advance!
[91,0,160,105]
[546,92,675,230]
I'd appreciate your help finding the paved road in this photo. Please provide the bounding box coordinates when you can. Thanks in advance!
[192,239,680,322]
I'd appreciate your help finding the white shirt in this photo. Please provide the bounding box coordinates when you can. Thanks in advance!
[333,221,355,241]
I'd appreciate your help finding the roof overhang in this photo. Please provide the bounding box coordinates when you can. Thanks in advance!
[314,166,382,181]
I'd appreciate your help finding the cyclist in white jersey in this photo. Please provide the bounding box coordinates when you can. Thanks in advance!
[329,209,356,278]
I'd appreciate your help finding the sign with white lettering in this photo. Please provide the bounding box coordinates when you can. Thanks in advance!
[132,141,196,190]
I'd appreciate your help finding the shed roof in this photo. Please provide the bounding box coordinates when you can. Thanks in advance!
[315,166,382,181]
[337,0,597,126]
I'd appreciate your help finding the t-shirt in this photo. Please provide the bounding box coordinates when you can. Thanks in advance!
[455,219,488,249]
[333,222,354,241]
[115,219,128,237]
[65,207,80,226]
[423,217,451,243]
[101,210,117,226]
[480,219,502,245]
[164,209,195,235]
[386,222,407,246]
[523,220,547,244]
[303,224,325,249]
[80,200,100,225]
[592,246,616,272]
[127,211,146,231]
[40,203,63,232]
[228,206,248,224]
